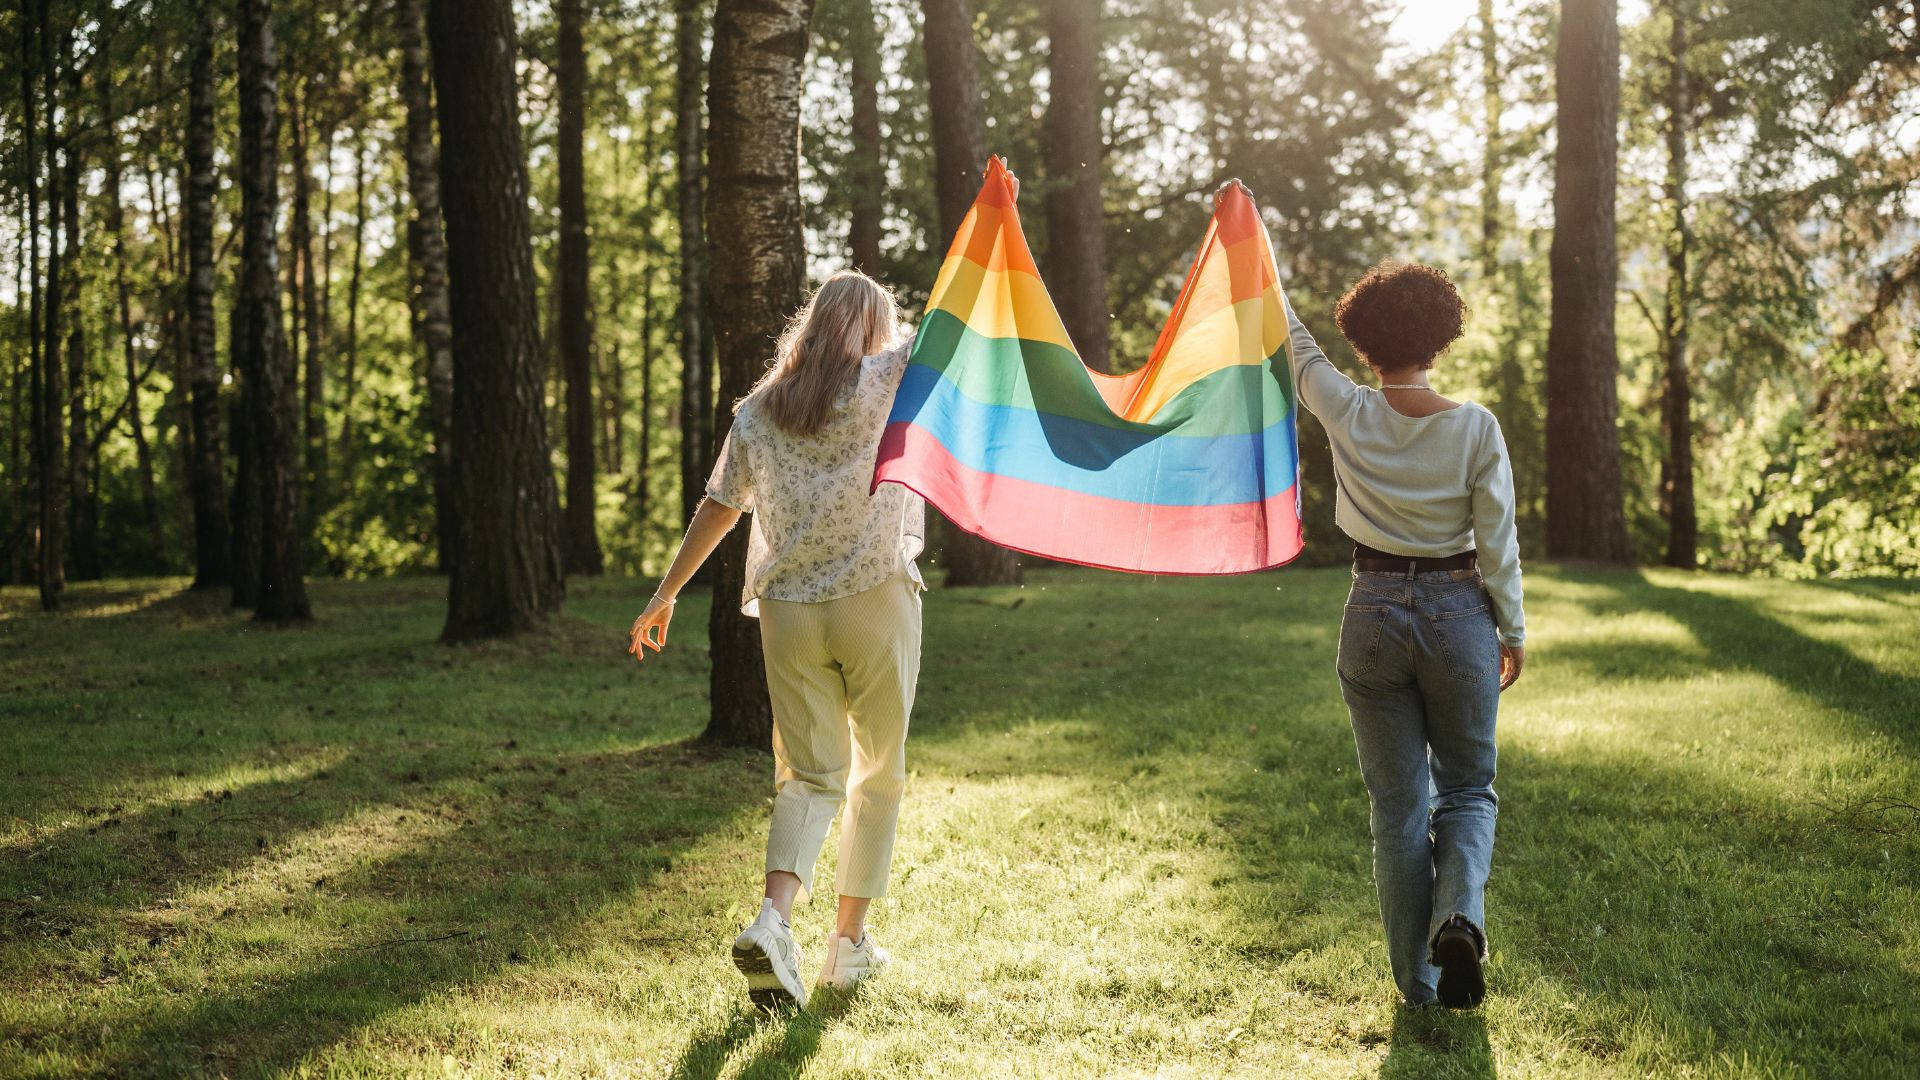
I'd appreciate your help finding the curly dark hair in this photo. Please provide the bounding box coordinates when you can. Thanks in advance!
[1332,262,1466,373]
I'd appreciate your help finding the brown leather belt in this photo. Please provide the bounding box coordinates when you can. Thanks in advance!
[1352,542,1477,574]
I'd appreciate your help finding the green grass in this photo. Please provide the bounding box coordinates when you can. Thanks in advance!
[2,565,1916,1078]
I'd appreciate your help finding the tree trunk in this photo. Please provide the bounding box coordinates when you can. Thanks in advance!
[102,58,167,573]
[557,0,604,576]
[703,0,816,746]
[603,127,627,478]
[186,17,231,590]
[338,136,366,482]
[847,0,883,274]
[36,0,66,610]
[427,0,567,640]
[398,0,457,576]
[289,78,327,515]
[63,39,100,584]
[1478,0,1502,282]
[25,0,62,610]
[1544,0,1630,563]
[1042,0,1109,374]
[636,119,657,522]
[1482,0,1526,485]
[676,0,715,526]
[921,0,1022,587]
[8,188,25,585]
[1660,2,1696,569]
[237,0,312,621]
[229,300,261,606]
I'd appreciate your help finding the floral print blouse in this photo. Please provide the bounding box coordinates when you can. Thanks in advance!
[706,341,926,617]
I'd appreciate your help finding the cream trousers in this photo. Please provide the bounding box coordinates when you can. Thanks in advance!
[758,570,922,900]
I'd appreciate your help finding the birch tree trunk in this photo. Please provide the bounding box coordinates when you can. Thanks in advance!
[237,0,312,620]
[398,0,457,576]
[186,16,232,590]
[703,0,817,746]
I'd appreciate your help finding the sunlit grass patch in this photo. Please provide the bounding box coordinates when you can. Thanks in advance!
[2,566,1915,1077]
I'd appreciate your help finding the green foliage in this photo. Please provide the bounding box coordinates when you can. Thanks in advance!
[1,0,1913,587]
[1742,348,1920,576]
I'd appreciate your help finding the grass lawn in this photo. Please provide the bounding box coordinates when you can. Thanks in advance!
[2,565,1916,1078]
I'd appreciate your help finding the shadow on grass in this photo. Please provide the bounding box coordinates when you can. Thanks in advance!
[670,985,864,1080]
[1561,572,1918,745]
[1381,1007,1494,1079]
[27,738,766,1074]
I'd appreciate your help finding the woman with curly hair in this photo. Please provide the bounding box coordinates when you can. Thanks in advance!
[1285,259,1525,1010]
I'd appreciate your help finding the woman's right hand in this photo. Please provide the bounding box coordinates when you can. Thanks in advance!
[629,596,675,662]
[1498,642,1524,691]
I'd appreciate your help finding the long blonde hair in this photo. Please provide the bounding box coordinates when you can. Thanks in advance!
[745,271,901,437]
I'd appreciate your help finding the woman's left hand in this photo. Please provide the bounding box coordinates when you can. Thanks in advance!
[1498,642,1524,691]
[628,596,675,661]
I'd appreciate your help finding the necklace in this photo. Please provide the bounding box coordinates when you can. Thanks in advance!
[1380,383,1430,390]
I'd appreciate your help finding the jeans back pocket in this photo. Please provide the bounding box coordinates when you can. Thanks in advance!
[1338,603,1391,682]
[1425,601,1497,684]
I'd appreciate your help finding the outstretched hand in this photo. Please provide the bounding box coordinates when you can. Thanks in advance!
[1498,642,1525,691]
[628,596,675,662]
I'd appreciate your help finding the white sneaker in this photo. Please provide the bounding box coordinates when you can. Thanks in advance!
[815,931,890,990]
[731,901,808,1010]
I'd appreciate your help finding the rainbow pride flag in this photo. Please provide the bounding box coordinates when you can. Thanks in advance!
[873,157,1302,575]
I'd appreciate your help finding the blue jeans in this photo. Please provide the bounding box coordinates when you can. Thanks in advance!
[1337,568,1500,1005]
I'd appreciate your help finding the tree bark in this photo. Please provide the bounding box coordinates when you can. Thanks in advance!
[1043,0,1110,374]
[676,0,716,527]
[847,0,884,274]
[288,77,327,515]
[25,0,62,610]
[1478,0,1502,282]
[921,0,1022,587]
[338,136,366,482]
[428,0,567,640]
[229,301,261,606]
[63,38,100,584]
[1545,0,1631,563]
[1482,0,1526,486]
[703,0,816,746]
[557,0,604,575]
[398,0,457,576]
[101,57,167,573]
[237,0,312,620]
[36,0,66,610]
[8,185,25,585]
[186,17,231,590]
[1660,2,1696,569]
[636,119,658,521]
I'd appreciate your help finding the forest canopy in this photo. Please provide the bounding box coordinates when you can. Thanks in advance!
[1,0,1915,612]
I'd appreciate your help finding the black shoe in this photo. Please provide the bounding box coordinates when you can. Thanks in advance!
[1432,921,1486,1009]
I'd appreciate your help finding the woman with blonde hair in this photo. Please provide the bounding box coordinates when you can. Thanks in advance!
[629,270,925,1010]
